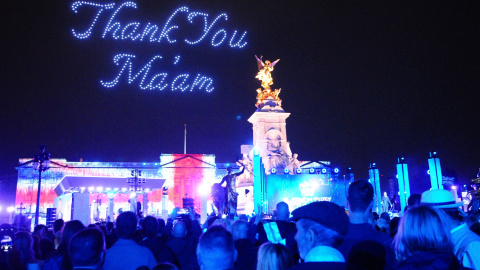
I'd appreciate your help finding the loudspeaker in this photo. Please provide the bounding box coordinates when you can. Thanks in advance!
[46,208,56,227]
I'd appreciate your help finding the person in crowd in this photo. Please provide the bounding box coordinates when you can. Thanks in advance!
[53,219,64,234]
[103,211,157,270]
[53,219,64,249]
[257,202,298,261]
[256,242,293,270]
[381,192,392,213]
[339,179,396,270]
[389,217,400,238]
[197,225,237,270]
[289,201,350,269]
[465,213,480,236]
[421,189,480,269]
[377,212,391,234]
[68,228,106,270]
[165,207,202,270]
[43,220,85,270]
[139,216,176,265]
[157,218,168,242]
[231,219,258,270]
[8,231,39,270]
[105,222,117,249]
[404,194,421,212]
[394,205,463,269]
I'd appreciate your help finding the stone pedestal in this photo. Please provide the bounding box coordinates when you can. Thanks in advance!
[248,97,293,174]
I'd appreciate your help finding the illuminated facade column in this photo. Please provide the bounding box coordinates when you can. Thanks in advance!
[129,194,137,213]
[162,190,169,221]
[369,163,381,214]
[428,151,443,190]
[200,189,207,224]
[396,157,410,213]
[253,149,267,213]
[143,192,149,215]
[108,196,114,222]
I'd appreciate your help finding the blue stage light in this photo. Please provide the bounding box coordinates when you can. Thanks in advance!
[309,168,315,174]
[427,170,430,175]
[284,168,289,174]
[321,168,327,174]
[296,168,302,174]
[271,168,276,174]
[334,168,339,173]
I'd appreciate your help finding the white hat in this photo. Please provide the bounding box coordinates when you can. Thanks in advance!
[421,189,463,209]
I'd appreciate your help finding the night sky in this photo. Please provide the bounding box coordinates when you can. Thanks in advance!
[2,1,480,194]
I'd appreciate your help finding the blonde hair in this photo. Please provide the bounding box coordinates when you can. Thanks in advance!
[257,242,293,270]
[394,205,453,261]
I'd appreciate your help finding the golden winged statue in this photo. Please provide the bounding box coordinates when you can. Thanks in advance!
[255,55,282,108]
[255,55,280,90]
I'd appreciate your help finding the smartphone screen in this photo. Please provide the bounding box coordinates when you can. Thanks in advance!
[1,236,13,253]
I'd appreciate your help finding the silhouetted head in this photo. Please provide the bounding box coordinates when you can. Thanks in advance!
[142,216,158,238]
[348,180,374,213]
[197,226,237,270]
[394,205,452,262]
[172,221,187,238]
[69,228,105,269]
[257,242,293,270]
[231,220,248,241]
[53,219,64,233]
[116,211,137,239]
[275,202,290,221]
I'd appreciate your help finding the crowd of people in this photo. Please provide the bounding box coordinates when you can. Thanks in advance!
[1,179,479,270]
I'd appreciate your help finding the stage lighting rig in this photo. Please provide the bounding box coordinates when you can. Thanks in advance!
[128,169,146,193]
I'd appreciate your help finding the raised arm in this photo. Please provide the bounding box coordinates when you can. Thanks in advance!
[233,165,245,177]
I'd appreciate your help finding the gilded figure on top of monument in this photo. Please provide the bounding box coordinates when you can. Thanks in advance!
[255,55,280,90]
[255,55,283,110]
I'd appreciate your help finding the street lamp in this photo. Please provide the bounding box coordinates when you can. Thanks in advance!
[32,145,51,226]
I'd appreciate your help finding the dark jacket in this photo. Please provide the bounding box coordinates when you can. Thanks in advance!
[339,223,396,270]
[165,219,202,270]
[396,251,470,270]
[234,238,258,270]
[140,235,176,265]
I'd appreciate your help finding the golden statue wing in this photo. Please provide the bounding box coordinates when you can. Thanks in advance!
[271,59,280,68]
[255,55,264,70]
